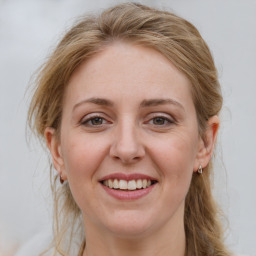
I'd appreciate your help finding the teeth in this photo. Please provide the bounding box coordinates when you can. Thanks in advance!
[113,179,119,189]
[142,179,147,189]
[108,179,113,189]
[119,180,128,190]
[127,180,136,190]
[136,179,142,189]
[102,178,154,190]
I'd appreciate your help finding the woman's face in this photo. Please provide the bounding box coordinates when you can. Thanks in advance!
[48,42,210,238]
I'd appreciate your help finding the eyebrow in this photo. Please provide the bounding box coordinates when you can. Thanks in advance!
[140,98,185,111]
[73,97,114,112]
[73,97,184,111]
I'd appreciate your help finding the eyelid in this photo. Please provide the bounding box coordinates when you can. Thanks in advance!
[80,112,111,126]
[146,112,175,122]
[144,113,176,128]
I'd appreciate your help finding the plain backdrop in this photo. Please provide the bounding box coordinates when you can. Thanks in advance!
[0,0,255,255]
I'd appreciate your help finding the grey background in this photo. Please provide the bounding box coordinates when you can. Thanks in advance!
[0,0,255,255]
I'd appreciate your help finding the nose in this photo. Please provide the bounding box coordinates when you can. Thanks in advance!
[109,120,145,164]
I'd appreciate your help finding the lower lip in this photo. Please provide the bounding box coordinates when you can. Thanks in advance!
[101,183,156,200]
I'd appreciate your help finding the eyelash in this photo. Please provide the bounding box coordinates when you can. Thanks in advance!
[148,116,174,126]
[80,114,175,129]
[81,115,109,127]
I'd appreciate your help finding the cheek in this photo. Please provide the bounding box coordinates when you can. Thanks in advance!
[61,132,109,181]
[139,133,197,228]
[148,132,198,189]
[153,132,197,166]
[60,133,109,211]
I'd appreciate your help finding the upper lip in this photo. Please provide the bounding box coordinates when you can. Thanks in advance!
[99,173,158,182]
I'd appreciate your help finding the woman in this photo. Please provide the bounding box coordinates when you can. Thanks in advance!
[23,2,231,256]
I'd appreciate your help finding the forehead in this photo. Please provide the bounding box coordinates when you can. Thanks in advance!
[64,42,193,108]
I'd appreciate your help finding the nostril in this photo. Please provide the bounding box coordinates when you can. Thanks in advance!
[109,132,145,163]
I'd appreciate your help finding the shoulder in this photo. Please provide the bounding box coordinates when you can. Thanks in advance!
[14,229,53,256]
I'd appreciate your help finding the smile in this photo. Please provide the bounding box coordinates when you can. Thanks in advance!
[99,173,158,199]
[101,179,157,190]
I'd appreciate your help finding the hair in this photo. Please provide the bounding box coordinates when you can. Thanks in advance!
[28,2,229,256]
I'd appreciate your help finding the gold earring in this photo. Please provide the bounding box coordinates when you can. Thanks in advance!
[198,165,203,174]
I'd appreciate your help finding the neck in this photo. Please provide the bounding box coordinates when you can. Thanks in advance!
[82,211,186,256]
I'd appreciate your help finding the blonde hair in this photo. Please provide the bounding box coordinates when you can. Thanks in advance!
[28,3,229,256]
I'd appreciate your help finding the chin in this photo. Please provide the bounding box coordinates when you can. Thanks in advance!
[100,210,158,238]
[108,224,152,239]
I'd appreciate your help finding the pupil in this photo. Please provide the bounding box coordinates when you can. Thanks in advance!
[92,117,102,125]
[154,117,164,125]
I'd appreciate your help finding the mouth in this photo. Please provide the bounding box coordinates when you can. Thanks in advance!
[99,174,158,200]
[100,178,158,191]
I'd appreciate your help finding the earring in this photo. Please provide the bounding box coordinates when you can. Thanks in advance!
[60,174,64,184]
[198,165,203,174]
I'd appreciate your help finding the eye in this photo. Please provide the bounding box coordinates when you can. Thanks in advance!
[88,117,104,126]
[81,115,109,127]
[151,117,170,125]
[145,114,176,129]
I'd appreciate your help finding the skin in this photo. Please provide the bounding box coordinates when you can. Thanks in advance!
[45,42,219,256]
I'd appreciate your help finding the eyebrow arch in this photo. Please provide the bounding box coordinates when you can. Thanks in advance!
[140,98,184,110]
[73,97,184,112]
[73,97,114,112]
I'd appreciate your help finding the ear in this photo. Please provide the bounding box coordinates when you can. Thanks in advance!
[44,127,67,180]
[193,115,220,172]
